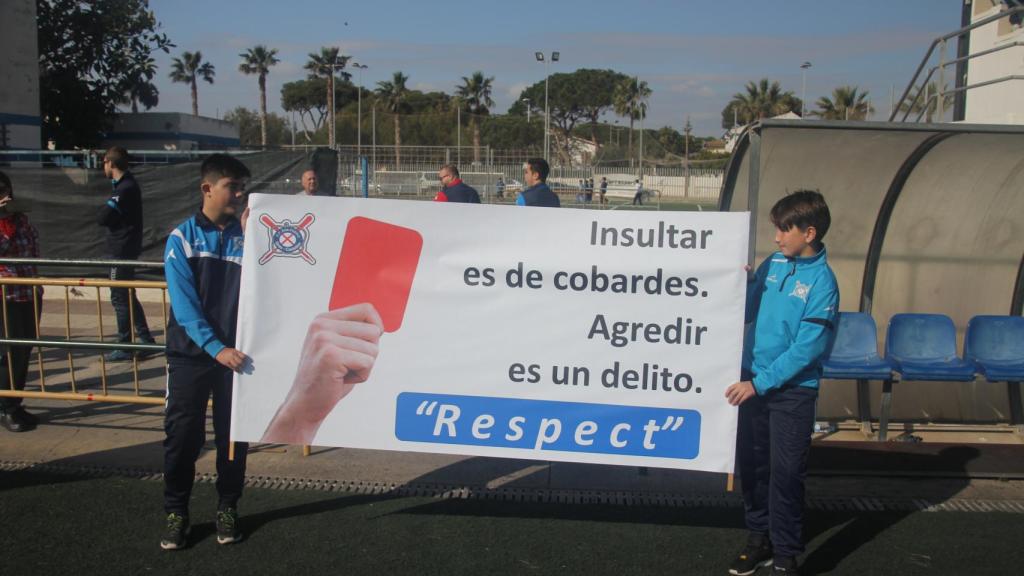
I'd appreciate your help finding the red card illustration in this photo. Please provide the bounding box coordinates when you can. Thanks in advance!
[329,217,423,332]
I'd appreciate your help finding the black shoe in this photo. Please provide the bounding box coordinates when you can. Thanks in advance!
[216,507,243,545]
[136,340,162,360]
[160,513,190,550]
[729,534,773,575]
[0,408,37,433]
[105,349,134,362]
[771,557,799,575]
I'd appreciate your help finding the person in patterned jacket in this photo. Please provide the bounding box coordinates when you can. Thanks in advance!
[0,171,42,433]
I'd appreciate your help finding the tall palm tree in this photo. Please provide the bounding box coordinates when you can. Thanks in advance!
[814,85,874,120]
[376,71,409,167]
[898,82,954,122]
[169,51,215,116]
[455,72,495,165]
[727,78,799,125]
[238,45,280,148]
[305,47,350,147]
[612,78,651,162]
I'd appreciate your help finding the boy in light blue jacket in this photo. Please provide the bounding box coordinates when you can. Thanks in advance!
[725,190,839,576]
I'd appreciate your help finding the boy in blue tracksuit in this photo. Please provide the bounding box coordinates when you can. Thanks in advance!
[725,190,839,575]
[160,154,251,550]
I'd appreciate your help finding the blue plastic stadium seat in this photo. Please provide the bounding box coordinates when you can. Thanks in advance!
[822,312,893,380]
[965,315,1024,382]
[885,313,977,381]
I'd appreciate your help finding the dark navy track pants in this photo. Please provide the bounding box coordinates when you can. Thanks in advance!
[163,361,249,515]
[737,384,817,559]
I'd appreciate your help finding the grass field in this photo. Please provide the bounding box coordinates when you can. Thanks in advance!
[2,469,1023,576]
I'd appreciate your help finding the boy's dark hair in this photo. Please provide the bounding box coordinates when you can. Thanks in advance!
[201,153,251,183]
[770,190,831,243]
[104,146,130,171]
[525,158,549,182]
[0,171,11,195]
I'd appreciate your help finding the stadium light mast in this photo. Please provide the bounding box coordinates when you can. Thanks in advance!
[536,51,560,163]
[353,62,368,156]
[800,61,812,117]
[523,97,531,123]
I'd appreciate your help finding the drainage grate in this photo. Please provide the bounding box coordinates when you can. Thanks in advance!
[3,460,1024,513]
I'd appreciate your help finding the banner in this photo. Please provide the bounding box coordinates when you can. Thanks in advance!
[231,194,749,473]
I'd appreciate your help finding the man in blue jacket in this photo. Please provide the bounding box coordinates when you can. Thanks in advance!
[724,190,839,575]
[160,154,251,551]
[516,158,560,207]
[98,146,156,361]
[433,164,480,203]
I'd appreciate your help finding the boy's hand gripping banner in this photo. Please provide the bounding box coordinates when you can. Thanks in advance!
[232,194,749,473]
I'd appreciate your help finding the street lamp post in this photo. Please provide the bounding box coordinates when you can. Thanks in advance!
[800,61,812,117]
[353,63,368,156]
[523,98,531,123]
[535,51,559,163]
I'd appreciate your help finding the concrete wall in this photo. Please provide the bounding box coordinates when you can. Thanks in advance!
[0,0,41,150]
[965,1,1024,124]
[103,112,240,150]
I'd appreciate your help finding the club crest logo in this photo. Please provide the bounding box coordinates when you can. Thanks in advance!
[258,213,316,265]
[789,280,812,302]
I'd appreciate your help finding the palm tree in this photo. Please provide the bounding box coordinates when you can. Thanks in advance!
[305,47,350,147]
[455,72,495,165]
[612,78,651,162]
[814,85,874,120]
[726,79,800,125]
[169,51,215,116]
[119,56,159,113]
[239,45,280,148]
[897,82,954,122]
[376,71,410,168]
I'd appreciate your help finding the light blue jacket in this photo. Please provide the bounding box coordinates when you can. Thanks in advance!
[742,245,839,394]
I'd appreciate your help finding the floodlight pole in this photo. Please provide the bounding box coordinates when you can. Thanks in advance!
[536,51,560,163]
[353,63,368,156]
[800,61,812,117]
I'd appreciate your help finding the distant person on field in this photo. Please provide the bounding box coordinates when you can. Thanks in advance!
[599,176,608,205]
[298,169,318,196]
[632,178,644,205]
[433,164,480,203]
[98,146,156,362]
[161,154,252,551]
[516,158,560,207]
[495,176,505,200]
[0,171,42,434]
[724,190,839,576]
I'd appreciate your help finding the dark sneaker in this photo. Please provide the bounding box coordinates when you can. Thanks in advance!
[216,508,243,545]
[0,408,37,433]
[771,557,799,575]
[729,535,773,575]
[105,349,134,362]
[136,341,162,360]
[160,513,190,550]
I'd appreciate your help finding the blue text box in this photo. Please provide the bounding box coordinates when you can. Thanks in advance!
[395,392,701,460]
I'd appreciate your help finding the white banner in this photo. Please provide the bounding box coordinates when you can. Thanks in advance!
[231,194,749,473]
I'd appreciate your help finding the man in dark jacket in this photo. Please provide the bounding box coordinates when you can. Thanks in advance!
[433,164,480,203]
[516,158,560,207]
[98,146,155,361]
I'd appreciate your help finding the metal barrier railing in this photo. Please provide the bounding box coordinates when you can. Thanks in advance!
[0,258,167,406]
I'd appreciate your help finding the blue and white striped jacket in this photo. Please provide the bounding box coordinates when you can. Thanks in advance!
[164,211,244,363]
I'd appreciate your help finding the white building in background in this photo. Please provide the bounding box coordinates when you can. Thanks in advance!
[103,113,240,150]
[961,0,1024,124]
[0,0,41,150]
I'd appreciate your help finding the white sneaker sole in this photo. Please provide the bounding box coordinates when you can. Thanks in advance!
[729,558,773,576]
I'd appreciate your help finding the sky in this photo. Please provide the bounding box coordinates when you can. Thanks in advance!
[145,0,964,137]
